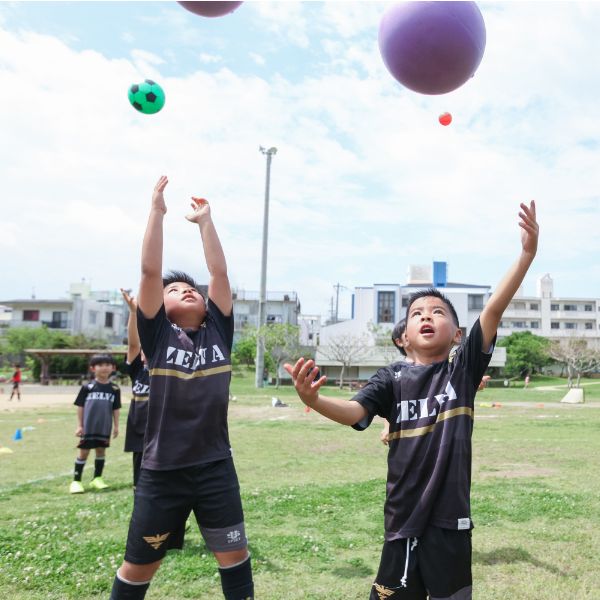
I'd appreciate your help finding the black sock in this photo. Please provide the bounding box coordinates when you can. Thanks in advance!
[219,556,254,600]
[94,457,105,478]
[74,459,86,482]
[109,571,150,600]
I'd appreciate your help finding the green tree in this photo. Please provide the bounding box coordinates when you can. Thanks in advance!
[260,323,304,388]
[232,328,258,367]
[0,326,108,381]
[497,331,551,377]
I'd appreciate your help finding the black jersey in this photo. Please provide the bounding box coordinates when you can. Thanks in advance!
[137,300,234,471]
[74,380,121,445]
[124,353,150,453]
[352,318,494,540]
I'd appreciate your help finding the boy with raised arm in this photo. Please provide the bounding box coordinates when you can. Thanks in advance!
[110,176,253,600]
[285,202,538,599]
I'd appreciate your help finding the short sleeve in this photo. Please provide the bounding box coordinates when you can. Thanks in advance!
[74,385,88,407]
[207,298,234,351]
[351,366,395,431]
[137,305,170,361]
[457,318,495,391]
[112,386,122,410]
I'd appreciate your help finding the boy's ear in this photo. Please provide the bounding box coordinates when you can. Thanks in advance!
[453,327,463,345]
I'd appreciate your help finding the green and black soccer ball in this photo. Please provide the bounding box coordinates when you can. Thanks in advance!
[128,79,165,115]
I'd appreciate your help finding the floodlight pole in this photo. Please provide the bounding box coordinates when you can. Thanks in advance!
[255,146,277,388]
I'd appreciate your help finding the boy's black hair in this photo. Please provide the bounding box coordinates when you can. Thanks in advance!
[391,318,407,356]
[162,270,204,297]
[89,353,116,367]
[406,288,460,327]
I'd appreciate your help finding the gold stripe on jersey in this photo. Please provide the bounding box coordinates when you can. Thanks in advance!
[149,365,232,380]
[388,406,474,441]
[132,395,149,402]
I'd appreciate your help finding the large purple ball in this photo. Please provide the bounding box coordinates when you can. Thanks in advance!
[378,1,486,95]
[177,1,243,18]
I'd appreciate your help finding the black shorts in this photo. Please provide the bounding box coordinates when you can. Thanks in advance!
[370,525,472,600]
[124,457,248,564]
[77,438,110,449]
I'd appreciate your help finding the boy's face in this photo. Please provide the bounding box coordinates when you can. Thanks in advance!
[163,281,206,325]
[91,362,114,379]
[405,296,461,355]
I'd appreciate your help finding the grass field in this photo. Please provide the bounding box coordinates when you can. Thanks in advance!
[1,374,599,599]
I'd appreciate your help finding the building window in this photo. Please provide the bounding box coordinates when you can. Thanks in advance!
[563,304,577,311]
[530,303,539,311]
[401,296,409,307]
[468,294,484,310]
[89,311,97,325]
[266,314,282,324]
[377,291,395,323]
[530,321,539,328]
[585,322,594,330]
[585,304,593,311]
[512,301,526,311]
[51,311,68,329]
[23,310,40,321]
[499,321,505,328]
[551,322,559,329]
[565,322,577,329]
[308,333,313,341]
[105,312,114,328]
[551,304,559,311]
[513,321,525,328]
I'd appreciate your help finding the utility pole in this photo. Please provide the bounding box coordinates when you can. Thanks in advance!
[255,146,277,388]
[333,282,347,323]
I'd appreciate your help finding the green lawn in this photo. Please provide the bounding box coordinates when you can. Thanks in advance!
[1,374,599,599]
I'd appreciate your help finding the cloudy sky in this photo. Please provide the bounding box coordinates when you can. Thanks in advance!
[1,1,599,320]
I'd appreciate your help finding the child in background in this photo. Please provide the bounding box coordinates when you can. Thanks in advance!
[120,288,150,489]
[380,319,413,445]
[9,364,22,401]
[70,354,121,494]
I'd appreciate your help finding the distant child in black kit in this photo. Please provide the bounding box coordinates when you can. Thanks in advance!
[109,176,253,600]
[286,202,539,599]
[70,354,121,494]
[120,288,150,489]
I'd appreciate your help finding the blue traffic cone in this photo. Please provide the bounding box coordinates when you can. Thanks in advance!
[13,428,23,441]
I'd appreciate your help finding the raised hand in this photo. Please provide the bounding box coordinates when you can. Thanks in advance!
[120,288,137,312]
[185,196,211,224]
[152,175,168,214]
[519,200,538,257]
[283,358,327,407]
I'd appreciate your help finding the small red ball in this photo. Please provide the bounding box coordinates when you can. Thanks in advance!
[439,112,452,126]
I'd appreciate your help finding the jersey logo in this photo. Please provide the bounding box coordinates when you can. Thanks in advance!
[373,583,396,598]
[143,532,171,550]
[396,382,457,424]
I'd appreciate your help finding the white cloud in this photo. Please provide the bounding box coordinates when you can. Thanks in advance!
[0,2,599,315]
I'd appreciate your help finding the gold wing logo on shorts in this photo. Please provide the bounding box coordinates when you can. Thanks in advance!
[143,532,171,550]
[373,583,396,599]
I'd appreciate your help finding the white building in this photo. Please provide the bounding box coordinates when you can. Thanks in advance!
[1,281,127,344]
[298,314,321,347]
[315,262,506,381]
[499,274,600,349]
[232,289,301,343]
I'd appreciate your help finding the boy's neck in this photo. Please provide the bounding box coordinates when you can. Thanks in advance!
[95,375,111,384]
[411,347,452,366]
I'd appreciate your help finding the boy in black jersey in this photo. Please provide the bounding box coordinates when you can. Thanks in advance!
[285,202,539,599]
[70,354,121,494]
[110,176,253,600]
[120,288,150,489]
